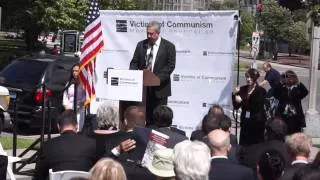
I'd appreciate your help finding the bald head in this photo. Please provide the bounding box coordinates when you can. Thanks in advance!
[207,129,230,156]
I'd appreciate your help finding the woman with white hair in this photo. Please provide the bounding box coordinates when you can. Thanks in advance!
[173,140,211,180]
[92,103,120,158]
[95,103,119,133]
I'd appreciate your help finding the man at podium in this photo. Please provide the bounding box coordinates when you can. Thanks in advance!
[129,21,176,126]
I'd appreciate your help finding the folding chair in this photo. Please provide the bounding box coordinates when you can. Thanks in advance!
[0,143,21,180]
[49,169,90,180]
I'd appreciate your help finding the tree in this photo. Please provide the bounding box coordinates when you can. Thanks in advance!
[2,0,89,50]
[285,21,309,54]
[43,0,89,31]
[292,8,309,22]
[239,11,255,47]
[258,0,294,60]
[208,0,239,10]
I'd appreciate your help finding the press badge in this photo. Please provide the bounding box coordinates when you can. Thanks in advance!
[245,111,250,119]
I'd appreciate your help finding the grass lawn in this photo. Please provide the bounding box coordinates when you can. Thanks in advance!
[234,62,251,72]
[0,136,35,150]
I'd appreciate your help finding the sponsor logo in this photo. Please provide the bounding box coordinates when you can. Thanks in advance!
[203,51,208,56]
[203,51,234,56]
[176,50,191,55]
[111,77,119,86]
[116,20,127,32]
[168,100,190,105]
[173,74,180,81]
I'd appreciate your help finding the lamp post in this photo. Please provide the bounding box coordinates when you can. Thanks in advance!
[305,2,320,144]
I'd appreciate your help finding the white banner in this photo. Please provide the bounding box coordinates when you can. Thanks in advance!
[92,10,239,136]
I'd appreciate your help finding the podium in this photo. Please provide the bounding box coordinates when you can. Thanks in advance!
[118,69,160,128]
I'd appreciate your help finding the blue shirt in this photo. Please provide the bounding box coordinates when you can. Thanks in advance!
[265,68,280,89]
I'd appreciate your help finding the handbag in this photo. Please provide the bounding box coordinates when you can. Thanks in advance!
[283,103,297,118]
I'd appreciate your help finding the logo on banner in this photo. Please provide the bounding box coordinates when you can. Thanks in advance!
[203,51,233,56]
[116,20,127,32]
[173,74,180,81]
[176,50,191,55]
[203,51,208,56]
[111,77,119,86]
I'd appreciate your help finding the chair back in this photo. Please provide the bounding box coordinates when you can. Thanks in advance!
[49,169,90,180]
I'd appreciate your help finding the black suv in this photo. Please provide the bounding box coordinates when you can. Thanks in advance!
[0,54,79,131]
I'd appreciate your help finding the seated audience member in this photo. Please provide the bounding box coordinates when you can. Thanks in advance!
[108,106,155,180]
[208,129,254,180]
[173,140,211,180]
[257,149,285,180]
[239,118,290,172]
[190,104,224,141]
[311,151,320,166]
[152,105,187,148]
[292,164,320,180]
[238,119,290,171]
[219,114,238,146]
[33,110,96,180]
[147,148,175,180]
[190,114,238,163]
[109,106,146,157]
[89,158,127,180]
[92,104,120,157]
[95,104,119,133]
[281,133,312,180]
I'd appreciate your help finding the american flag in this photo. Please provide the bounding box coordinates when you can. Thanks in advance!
[79,0,104,105]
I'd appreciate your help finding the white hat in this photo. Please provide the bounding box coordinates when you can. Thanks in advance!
[147,148,175,177]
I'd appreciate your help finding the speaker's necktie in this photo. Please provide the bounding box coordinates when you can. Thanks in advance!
[146,44,154,70]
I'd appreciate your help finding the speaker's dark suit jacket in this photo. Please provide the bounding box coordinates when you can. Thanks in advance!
[130,38,176,98]
[280,162,308,180]
[209,158,254,180]
[33,131,96,180]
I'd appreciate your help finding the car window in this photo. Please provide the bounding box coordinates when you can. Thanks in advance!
[47,59,78,91]
[0,59,49,88]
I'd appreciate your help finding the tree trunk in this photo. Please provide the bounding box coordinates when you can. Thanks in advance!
[24,28,41,51]
[272,40,278,60]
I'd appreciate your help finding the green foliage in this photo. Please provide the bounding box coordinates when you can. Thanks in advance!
[293,9,309,22]
[208,0,239,10]
[259,0,294,41]
[43,0,89,31]
[285,21,309,51]
[101,0,139,10]
[240,11,255,47]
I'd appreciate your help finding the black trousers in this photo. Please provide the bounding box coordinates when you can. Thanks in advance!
[146,87,168,126]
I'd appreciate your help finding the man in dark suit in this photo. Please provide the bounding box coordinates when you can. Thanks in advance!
[151,105,187,148]
[280,132,311,180]
[208,129,254,180]
[33,110,96,180]
[238,118,291,173]
[130,21,176,125]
